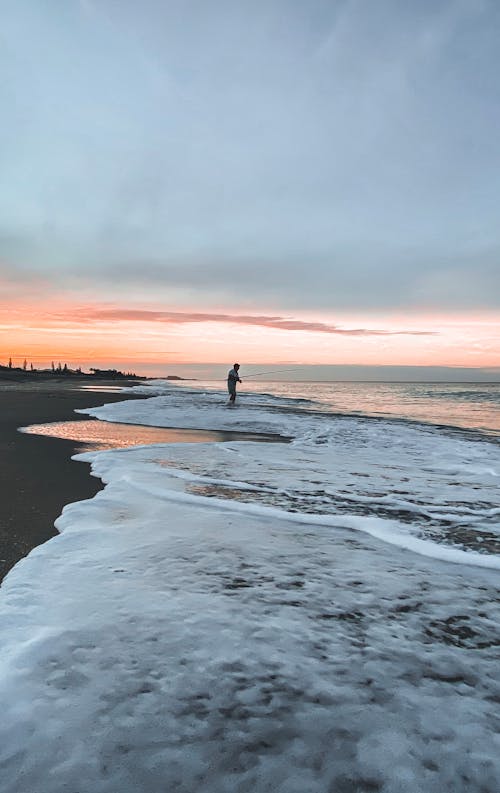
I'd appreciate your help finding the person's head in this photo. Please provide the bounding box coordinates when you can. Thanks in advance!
[234,363,240,370]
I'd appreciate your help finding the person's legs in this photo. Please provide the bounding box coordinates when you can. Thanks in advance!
[228,385,236,403]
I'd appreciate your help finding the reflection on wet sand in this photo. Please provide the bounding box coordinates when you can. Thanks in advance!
[20,419,284,452]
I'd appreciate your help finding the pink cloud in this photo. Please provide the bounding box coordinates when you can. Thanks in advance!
[74,308,437,336]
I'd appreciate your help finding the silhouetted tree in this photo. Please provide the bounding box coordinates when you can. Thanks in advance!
[89,367,136,378]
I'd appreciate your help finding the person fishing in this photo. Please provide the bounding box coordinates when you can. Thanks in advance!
[227,363,241,404]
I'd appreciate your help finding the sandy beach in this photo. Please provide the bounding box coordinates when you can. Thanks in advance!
[0,379,146,583]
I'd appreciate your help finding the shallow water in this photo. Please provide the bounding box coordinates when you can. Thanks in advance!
[85,379,500,563]
[20,419,284,451]
[195,380,500,437]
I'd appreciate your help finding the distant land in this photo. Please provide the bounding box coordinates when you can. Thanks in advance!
[0,363,197,383]
[0,363,143,381]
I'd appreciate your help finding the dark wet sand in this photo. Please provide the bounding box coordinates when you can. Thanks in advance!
[0,381,148,583]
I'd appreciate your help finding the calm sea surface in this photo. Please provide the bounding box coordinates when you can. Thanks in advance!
[198,380,500,438]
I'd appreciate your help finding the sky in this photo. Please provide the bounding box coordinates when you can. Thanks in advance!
[1,0,499,379]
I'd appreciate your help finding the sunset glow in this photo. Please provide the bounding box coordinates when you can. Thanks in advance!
[1,293,498,377]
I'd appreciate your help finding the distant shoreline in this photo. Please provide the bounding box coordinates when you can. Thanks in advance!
[0,372,146,383]
[0,372,194,385]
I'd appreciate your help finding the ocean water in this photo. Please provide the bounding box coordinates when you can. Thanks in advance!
[80,379,500,562]
[199,379,500,437]
[1,379,499,792]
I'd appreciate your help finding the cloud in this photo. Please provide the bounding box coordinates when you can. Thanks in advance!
[2,1,500,313]
[75,307,436,336]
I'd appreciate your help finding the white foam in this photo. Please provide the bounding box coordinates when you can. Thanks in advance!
[1,440,499,792]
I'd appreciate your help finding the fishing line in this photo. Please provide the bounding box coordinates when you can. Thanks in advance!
[244,368,301,379]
